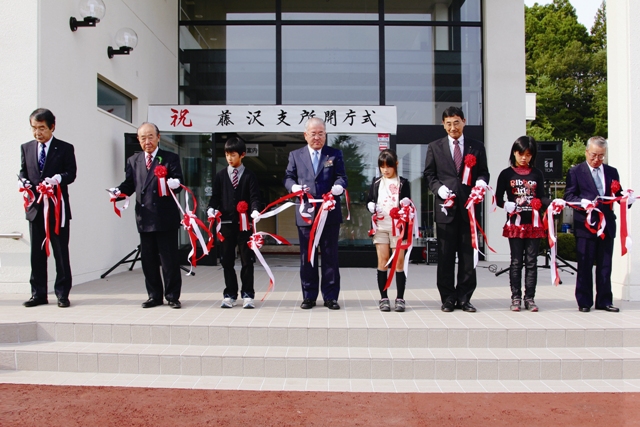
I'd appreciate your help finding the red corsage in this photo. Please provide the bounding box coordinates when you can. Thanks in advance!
[237,201,250,231]
[530,198,542,211]
[464,154,476,167]
[611,180,621,195]
[154,165,169,196]
[154,165,167,178]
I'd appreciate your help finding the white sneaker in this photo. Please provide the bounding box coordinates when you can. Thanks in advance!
[243,297,255,309]
[221,297,237,308]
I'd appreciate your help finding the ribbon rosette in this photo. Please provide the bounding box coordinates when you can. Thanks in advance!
[383,198,418,291]
[462,154,476,186]
[543,198,565,285]
[464,185,496,267]
[154,165,169,197]
[611,180,621,195]
[237,201,250,231]
[530,198,542,228]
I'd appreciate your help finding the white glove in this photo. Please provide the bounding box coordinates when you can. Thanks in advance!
[207,207,217,218]
[44,174,61,186]
[108,187,121,197]
[367,202,376,213]
[475,179,487,188]
[291,184,303,193]
[626,192,636,206]
[331,184,344,196]
[251,210,260,219]
[504,201,516,213]
[400,197,411,206]
[437,185,451,199]
[18,179,31,189]
[167,178,181,189]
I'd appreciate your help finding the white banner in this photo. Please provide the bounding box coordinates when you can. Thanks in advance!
[148,105,397,134]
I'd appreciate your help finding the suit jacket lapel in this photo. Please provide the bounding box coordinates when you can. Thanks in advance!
[40,138,59,178]
[315,147,328,177]
[440,138,459,176]
[137,152,151,191]
[301,147,315,176]
[581,162,600,196]
[27,141,41,180]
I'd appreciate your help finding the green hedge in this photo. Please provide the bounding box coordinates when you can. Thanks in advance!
[539,233,577,262]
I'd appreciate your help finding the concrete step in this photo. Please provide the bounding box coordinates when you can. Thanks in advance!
[2,321,638,349]
[1,341,638,380]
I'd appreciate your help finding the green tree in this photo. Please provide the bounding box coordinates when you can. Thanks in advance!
[525,0,607,141]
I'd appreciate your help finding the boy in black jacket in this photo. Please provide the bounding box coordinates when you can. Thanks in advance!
[207,137,261,308]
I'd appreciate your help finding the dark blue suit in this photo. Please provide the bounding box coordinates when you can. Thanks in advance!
[564,162,621,309]
[284,145,347,302]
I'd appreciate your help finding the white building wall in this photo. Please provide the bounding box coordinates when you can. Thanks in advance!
[482,0,527,262]
[608,0,640,300]
[0,0,178,293]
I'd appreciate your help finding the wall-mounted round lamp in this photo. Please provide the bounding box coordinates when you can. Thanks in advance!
[69,0,106,31]
[108,28,138,58]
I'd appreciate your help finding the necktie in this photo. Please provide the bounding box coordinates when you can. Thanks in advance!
[312,150,320,173]
[592,168,604,196]
[453,139,462,173]
[146,154,152,170]
[232,168,239,189]
[38,143,46,172]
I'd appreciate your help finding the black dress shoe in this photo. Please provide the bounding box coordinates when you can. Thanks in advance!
[324,300,340,310]
[168,300,181,309]
[441,301,455,312]
[579,307,590,312]
[460,302,477,312]
[142,298,163,308]
[23,297,48,307]
[300,299,316,309]
[57,298,70,308]
[596,305,620,312]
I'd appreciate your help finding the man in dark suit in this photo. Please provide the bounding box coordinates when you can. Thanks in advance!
[284,117,348,310]
[19,108,77,308]
[423,106,490,312]
[111,122,184,309]
[564,136,627,313]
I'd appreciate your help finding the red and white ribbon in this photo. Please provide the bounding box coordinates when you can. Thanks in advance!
[207,210,224,242]
[35,182,62,257]
[247,232,291,301]
[169,185,213,274]
[464,185,496,267]
[308,193,336,266]
[580,199,606,239]
[19,183,35,211]
[440,193,456,215]
[544,199,565,286]
[110,194,130,218]
[597,189,635,255]
[384,198,418,291]
[462,154,477,186]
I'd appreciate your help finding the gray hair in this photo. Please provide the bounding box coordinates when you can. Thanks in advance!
[138,122,160,136]
[304,117,326,131]
[586,136,607,150]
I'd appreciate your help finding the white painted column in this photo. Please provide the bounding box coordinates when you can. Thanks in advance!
[608,0,640,300]
[482,0,527,262]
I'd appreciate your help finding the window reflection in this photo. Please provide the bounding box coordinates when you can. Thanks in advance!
[282,26,379,104]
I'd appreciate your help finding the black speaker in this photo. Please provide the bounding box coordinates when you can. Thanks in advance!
[124,133,141,168]
[535,141,563,180]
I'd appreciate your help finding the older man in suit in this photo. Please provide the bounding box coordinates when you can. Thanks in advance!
[19,108,77,308]
[284,117,348,310]
[111,122,184,308]
[564,136,630,313]
[423,106,490,312]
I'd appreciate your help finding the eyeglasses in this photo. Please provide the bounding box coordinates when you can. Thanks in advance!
[138,134,157,142]
[307,132,326,138]
[586,151,605,161]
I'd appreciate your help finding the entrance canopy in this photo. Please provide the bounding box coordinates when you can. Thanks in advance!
[148,105,397,134]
